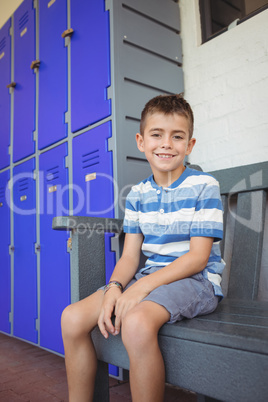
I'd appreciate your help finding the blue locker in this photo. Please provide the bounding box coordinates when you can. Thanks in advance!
[72,122,114,218]
[70,0,111,132]
[39,144,70,354]
[73,123,116,360]
[0,171,11,334]
[13,159,37,343]
[38,0,68,149]
[13,0,36,162]
[0,20,11,170]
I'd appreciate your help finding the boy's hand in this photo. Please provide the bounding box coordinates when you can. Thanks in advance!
[113,280,150,334]
[98,288,122,339]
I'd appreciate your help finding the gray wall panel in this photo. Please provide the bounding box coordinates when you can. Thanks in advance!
[108,0,183,218]
[122,0,181,31]
[121,81,176,119]
[121,6,182,62]
[122,45,183,93]
[118,119,141,159]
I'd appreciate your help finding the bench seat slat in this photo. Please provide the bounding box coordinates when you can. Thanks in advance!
[159,325,268,354]
[197,312,268,327]
[159,316,268,354]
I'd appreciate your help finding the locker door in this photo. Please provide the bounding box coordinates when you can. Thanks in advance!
[13,159,37,343]
[13,0,36,162]
[73,122,115,290]
[72,122,114,218]
[38,0,68,149]
[39,144,70,354]
[0,171,11,334]
[70,0,111,132]
[0,20,11,170]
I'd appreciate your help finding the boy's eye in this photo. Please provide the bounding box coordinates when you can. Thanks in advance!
[151,133,160,137]
[173,135,182,140]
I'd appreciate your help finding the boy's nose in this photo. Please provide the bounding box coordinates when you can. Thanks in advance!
[161,137,172,148]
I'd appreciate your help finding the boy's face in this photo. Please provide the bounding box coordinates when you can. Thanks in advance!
[136,112,196,186]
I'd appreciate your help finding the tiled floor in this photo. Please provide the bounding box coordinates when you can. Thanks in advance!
[0,332,197,401]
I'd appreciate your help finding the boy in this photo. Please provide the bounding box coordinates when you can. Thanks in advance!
[61,94,224,402]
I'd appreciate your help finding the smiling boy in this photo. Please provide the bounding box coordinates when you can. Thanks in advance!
[61,94,225,402]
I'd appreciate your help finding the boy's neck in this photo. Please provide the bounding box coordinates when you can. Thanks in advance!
[153,165,186,188]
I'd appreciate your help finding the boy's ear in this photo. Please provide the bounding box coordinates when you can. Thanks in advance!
[186,138,196,155]
[136,133,144,152]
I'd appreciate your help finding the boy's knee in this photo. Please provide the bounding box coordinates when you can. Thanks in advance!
[61,304,84,340]
[121,309,153,352]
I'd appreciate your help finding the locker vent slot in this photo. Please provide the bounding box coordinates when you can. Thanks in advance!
[0,186,5,201]
[18,178,29,192]
[82,150,100,169]
[19,11,29,30]
[0,37,6,53]
[46,166,60,182]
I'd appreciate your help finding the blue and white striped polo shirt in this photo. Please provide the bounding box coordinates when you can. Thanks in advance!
[123,167,225,297]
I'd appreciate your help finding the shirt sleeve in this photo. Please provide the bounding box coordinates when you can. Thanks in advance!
[190,177,223,241]
[123,187,142,234]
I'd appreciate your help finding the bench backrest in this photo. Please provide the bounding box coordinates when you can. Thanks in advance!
[53,162,268,304]
[211,161,268,301]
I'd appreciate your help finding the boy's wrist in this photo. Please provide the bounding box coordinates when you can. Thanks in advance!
[136,275,156,294]
[104,281,123,295]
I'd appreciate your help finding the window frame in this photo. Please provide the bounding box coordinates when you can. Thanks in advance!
[199,0,268,43]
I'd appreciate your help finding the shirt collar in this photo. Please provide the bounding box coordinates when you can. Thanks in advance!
[148,166,192,190]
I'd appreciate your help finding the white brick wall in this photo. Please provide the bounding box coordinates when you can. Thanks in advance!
[179,0,268,171]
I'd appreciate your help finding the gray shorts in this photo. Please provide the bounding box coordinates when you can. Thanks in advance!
[125,268,219,324]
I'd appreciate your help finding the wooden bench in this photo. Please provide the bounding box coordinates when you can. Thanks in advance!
[53,161,268,402]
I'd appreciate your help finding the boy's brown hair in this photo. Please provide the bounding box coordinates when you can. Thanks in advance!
[140,94,194,139]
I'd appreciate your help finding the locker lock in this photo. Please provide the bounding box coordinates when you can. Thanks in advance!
[6,82,16,89]
[62,28,74,39]
[30,60,41,70]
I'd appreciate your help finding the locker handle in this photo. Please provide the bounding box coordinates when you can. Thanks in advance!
[61,28,74,38]
[30,60,41,70]
[6,82,16,89]
[67,238,72,250]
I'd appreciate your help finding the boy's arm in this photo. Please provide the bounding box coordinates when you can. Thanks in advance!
[133,236,214,294]
[113,236,213,332]
[98,232,143,338]
[109,232,144,288]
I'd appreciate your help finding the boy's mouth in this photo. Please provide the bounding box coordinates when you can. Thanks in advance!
[156,153,175,159]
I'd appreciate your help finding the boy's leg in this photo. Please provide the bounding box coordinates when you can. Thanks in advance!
[61,290,104,402]
[121,301,170,402]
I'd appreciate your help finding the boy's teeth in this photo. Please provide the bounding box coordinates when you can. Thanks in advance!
[158,154,172,158]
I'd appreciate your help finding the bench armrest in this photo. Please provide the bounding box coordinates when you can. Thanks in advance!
[52,216,123,303]
[52,216,123,233]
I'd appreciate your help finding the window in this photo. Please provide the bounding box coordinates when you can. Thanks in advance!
[199,0,268,42]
